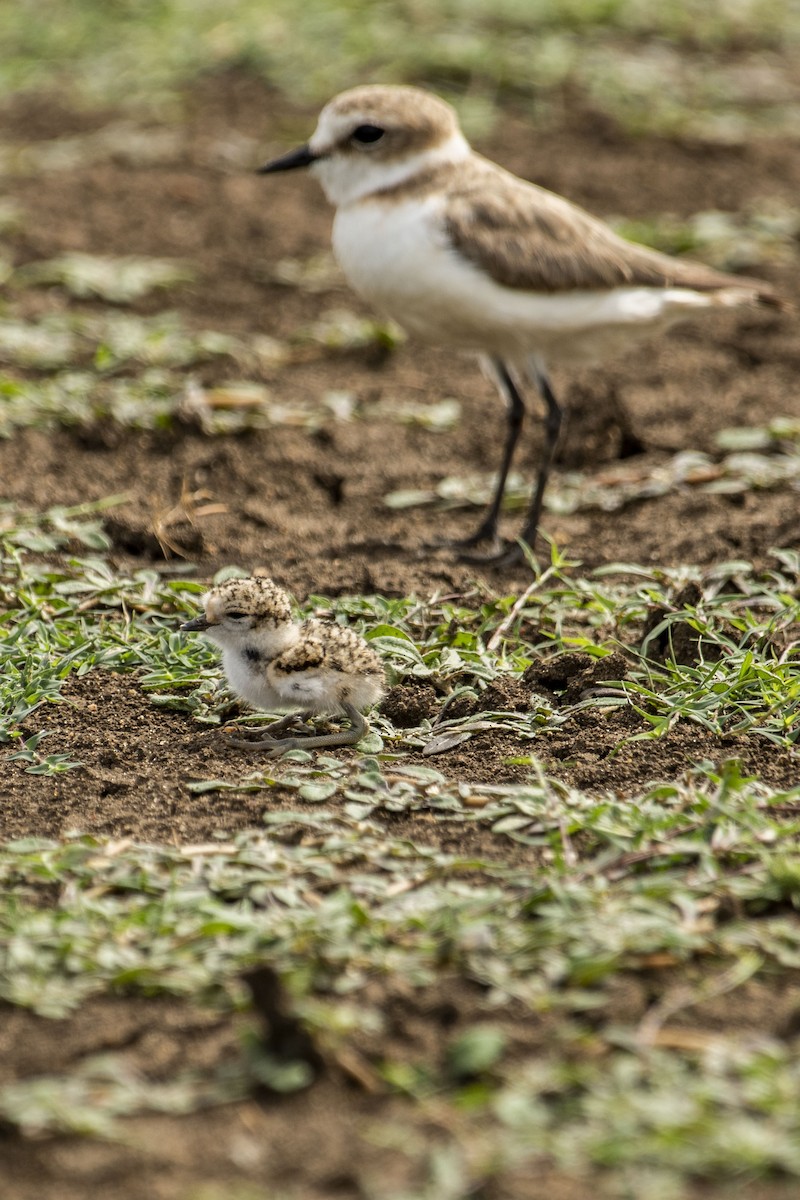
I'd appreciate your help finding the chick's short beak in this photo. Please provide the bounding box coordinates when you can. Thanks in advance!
[181,616,211,632]
[257,143,318,174]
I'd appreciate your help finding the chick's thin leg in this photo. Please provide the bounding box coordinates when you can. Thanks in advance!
[227,703,369,755]
[227,710,314,747]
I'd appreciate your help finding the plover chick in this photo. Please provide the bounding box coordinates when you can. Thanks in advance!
[181,577,384,755]
[259,84,784,564]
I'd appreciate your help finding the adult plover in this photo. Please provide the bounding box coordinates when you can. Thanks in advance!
[259,84,783,564]
[181,577,384,755]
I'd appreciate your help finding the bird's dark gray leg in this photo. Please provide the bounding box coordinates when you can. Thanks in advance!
[464,368,563,568]
[453,358,525,551]
[227,703,369,756]
[513,370,563,556]
[228,712,309,743]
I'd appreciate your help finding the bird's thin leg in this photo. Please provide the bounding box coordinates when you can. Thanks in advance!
[466,368,563,568]
[227,704,369,756]
[227,710,318,748]
[452,357,526,550]
[228,712,309,740]
[517,369,563,551]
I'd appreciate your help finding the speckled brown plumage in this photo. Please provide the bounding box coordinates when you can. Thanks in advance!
[181,576,385,756]
[272,620,383,681]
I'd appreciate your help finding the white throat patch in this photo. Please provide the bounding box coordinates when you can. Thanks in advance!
[309,130,470,207]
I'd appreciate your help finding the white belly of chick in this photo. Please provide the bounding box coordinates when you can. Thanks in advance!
[266,666,381,716]
[222,648,286,712]
[222,646,383,717]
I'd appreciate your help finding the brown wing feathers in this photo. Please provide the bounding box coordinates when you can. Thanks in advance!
[433,157,782,305]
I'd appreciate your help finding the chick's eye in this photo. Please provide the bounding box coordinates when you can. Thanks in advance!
[351,124,384,145]
[226,611,247,620]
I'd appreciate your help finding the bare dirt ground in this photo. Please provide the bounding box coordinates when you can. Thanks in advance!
[1,74,799,1199]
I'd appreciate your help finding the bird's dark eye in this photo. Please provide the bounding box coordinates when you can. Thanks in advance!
[351,124,385,145]
[226,611,247,620]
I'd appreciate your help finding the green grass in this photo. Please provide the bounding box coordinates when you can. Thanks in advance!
[1,504,799,1191]
[0,244,415,439]
[3,0,800,137]
[2,753,800,1188]
[2,509,799,752]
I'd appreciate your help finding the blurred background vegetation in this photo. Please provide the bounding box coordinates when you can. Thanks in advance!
[4,0,800,139]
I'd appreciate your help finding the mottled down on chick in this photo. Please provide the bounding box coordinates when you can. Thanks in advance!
[181,576,385,756]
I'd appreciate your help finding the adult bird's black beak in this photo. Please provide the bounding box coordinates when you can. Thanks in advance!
[257,144,317,174]
[181,616,210,632]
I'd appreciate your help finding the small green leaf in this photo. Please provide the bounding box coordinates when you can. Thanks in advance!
[447,1027,507,1079]
[298,780,339,803]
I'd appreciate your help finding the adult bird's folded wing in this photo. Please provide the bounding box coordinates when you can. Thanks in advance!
[443,159,783,305]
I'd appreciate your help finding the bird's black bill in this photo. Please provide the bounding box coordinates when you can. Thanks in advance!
[181,616,210,632]
[257,144,317,174]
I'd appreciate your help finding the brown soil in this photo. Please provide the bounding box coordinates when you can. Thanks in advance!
[1,73,800,1199]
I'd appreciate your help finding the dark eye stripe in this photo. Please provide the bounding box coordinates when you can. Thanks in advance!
[352,124,384,144]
